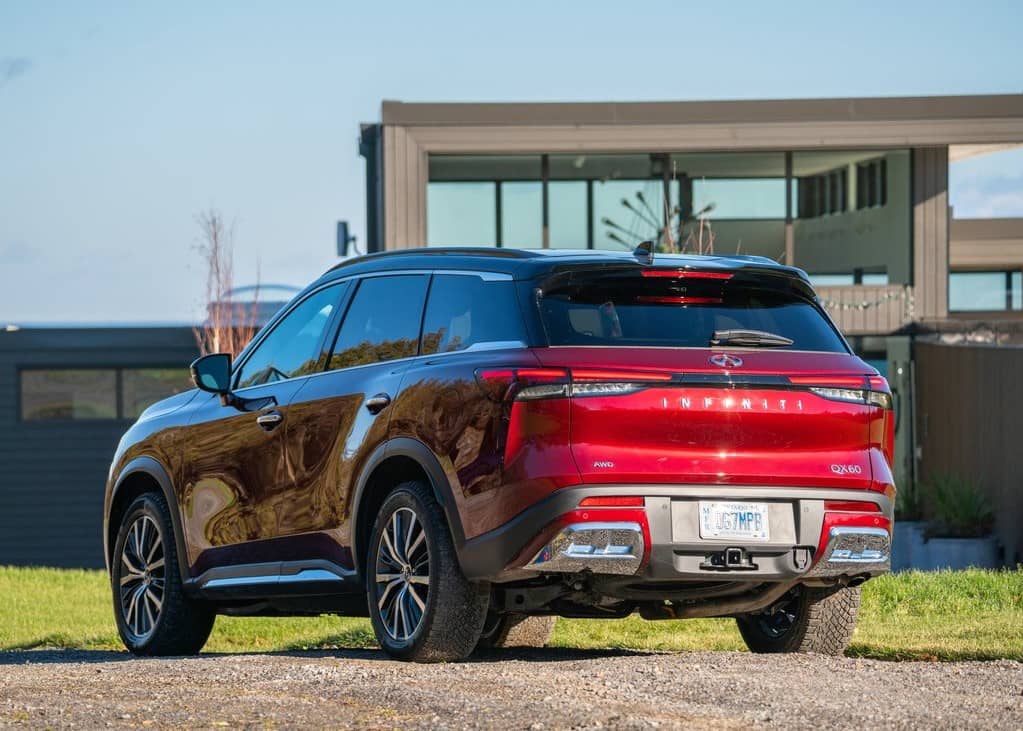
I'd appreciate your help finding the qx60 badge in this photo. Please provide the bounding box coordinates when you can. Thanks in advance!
[710,354,743,368]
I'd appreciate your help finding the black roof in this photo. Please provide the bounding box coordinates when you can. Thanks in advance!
[323,247,808,284]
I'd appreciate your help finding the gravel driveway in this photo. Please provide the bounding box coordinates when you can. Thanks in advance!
[1,648,1020,729]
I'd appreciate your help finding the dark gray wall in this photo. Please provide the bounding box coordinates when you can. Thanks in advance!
[0,327,198,568]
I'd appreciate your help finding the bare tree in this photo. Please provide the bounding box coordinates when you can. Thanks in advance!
[193,209,259,357]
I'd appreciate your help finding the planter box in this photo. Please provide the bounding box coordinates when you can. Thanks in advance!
[891,521,926,572]
[892,521,1000,571]
[917,535,1000,571]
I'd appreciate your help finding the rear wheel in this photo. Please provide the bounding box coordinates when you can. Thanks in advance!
[736,585,860,656]
[476,613,557,651]
[111,493,215,655]
[366,481,489,662]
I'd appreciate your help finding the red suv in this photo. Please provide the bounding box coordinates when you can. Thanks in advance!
[104,248,894,661]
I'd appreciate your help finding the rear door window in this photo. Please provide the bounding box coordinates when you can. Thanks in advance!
[538,271,846,353]
[420,275,526,355]
[329,275,429,369]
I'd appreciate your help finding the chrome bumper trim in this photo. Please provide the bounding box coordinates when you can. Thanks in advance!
[524,521,644,575]
[806,526,891,577]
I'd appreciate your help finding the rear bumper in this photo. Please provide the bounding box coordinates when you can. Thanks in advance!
[459,484,892,584]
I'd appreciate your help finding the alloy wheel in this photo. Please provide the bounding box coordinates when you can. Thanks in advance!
[118,514,166,642]
[374,506,430,642]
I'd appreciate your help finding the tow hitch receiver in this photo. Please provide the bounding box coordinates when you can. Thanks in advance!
[700,547,759,571]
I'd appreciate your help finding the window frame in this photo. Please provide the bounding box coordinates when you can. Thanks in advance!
[230,281,351,392]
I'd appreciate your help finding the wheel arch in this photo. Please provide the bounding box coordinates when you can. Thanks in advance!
[107,456,191,587]
[351,437,466,578]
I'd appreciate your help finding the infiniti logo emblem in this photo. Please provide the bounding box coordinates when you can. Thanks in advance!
[710,354,743,368]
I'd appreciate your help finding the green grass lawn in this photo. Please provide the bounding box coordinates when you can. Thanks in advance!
[1,567,1020,661]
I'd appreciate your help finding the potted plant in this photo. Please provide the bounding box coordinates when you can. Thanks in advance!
[919,474,1000,570]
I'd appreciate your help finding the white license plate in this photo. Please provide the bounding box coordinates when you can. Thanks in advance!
[698,501,770,541]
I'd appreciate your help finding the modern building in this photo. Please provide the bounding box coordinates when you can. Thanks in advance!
[359,94,1023,504]
[0,288,294,568]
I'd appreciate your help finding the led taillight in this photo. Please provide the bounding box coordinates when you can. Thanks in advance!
[789,375,893,410]
[474,367,570,402]
[636,295,723,305]
[578,496,645,507]
[477,367,674,401]
[640,269,734,280]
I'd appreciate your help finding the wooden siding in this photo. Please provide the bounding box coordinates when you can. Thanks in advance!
[0,327,198,568]
[382,126,427,249]
[912,147,950,320]
[915,342,1023,565]
[950,218,1023,269]
[817,285,913,335]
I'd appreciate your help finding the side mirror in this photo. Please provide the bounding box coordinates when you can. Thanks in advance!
[190,353,232,394]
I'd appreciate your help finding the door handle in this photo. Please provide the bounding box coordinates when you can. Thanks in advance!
[256,410,284,431]
[365,393,391,415]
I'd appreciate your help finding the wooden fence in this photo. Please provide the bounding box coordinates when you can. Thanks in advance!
[915,342,1023,566]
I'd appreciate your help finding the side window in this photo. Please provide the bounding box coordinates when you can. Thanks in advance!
[234,284,345,389]
[421,275,526,355]
[329,275,429,370]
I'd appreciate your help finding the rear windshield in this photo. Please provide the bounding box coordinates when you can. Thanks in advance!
[537,272,847,353]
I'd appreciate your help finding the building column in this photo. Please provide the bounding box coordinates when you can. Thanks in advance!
[784,152,794,266]
[382,126,428,249]
[912,147,950,320]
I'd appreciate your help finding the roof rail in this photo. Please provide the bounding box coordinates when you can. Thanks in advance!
[326,246,540,273]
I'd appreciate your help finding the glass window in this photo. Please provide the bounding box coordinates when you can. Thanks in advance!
[427,182,496,246]
[330,275,429,369]
[549,181,588,248]
[692,179,786,220]
[793,150,910,286]
[421,275,526,355]
[538,273,846,353]
[593,179,676,251]
[949,271,1020,312]
[235,284,344,388]
[501,182,542,248]
[121,369,193,419]
[808,274,855,287]
[21,369,118,421]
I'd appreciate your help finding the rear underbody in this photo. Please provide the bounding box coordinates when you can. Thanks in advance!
[462,483,892,620]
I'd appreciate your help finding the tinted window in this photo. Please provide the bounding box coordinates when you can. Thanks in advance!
[538,273,846,353]
[235,284,344,388]
[329,275,429,369]
[421,275,526,355]
[122,368,193,419]
[21,369,117,421]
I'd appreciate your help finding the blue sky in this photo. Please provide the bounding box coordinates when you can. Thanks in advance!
[1,0,1021,323]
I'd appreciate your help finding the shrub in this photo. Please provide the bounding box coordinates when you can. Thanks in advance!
[924,473,995,539]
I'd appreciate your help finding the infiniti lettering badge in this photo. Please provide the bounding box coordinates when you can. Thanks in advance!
[710,354,743,368]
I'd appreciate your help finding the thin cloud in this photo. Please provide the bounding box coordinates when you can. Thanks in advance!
[0,57,33,89]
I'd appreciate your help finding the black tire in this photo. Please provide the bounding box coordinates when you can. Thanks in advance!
[111,493,215,656]
[476,613,557,651]
[736,585,860,656]
[365,480,489,662]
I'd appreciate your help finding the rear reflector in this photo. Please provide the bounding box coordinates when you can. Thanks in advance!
[824,500,881,513]
[579,496,645,507]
